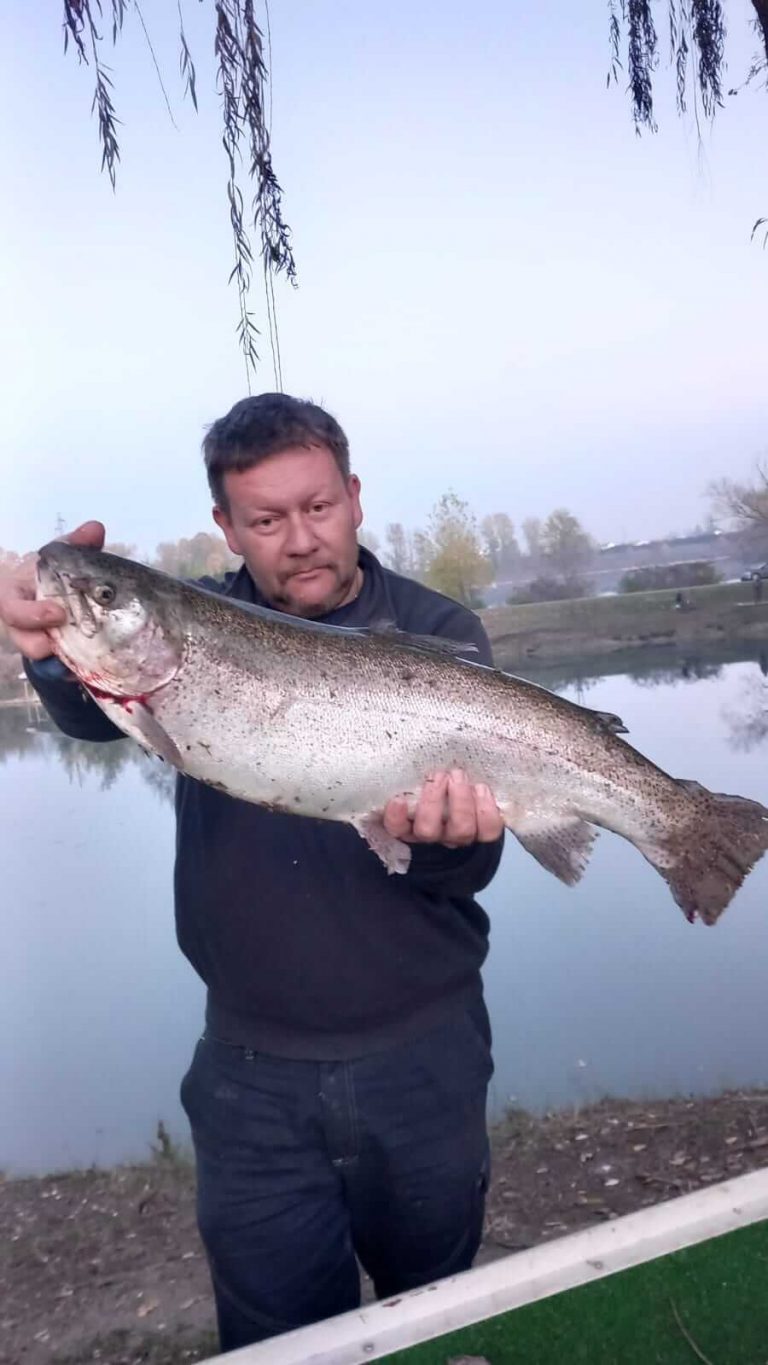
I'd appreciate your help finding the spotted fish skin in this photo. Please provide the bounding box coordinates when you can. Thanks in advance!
[35,541,768,924]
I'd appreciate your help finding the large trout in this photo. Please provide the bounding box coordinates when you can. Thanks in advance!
[35,541,768,924]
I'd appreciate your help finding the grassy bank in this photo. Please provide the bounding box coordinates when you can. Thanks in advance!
[482,580,768,667]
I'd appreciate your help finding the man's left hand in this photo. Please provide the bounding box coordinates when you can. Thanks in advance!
[383,769,504,849]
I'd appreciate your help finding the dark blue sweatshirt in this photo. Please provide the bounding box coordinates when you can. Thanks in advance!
[26,548,503,1058]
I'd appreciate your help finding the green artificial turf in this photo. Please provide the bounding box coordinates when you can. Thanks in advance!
[383,1220,768,1364]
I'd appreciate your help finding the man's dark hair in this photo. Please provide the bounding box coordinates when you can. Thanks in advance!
[203,393,351,509]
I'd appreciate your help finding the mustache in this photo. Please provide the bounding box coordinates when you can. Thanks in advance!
[280,562,335,583]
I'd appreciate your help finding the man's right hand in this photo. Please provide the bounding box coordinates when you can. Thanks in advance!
[0,521,105,661]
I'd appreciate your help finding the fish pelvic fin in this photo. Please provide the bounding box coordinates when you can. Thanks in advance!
[350,812,412,875]
[505,810,598,886]
[641,786,768,925]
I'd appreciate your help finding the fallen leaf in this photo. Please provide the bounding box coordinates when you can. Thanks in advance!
[137,1297,160,1319]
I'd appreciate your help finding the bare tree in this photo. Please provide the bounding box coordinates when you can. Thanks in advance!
[708,458,768,554]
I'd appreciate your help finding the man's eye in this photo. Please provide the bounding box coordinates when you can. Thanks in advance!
[255,518,275,530]
[310,503,329,514]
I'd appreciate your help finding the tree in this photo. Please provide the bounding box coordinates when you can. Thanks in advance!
[358,529,380,556]
[522,517,544,565]
[423,492,491,608]
[61,1,295,379]
[708,459,768,555]
[608,2,767,132]
[384,523,412,575]
[480,513,520,579]
[540,509,594,579]
[104,541,138,561]
[153,532,240,580]
[57,2,768,384]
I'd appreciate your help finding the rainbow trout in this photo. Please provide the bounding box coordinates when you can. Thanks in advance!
[35,541,768,924]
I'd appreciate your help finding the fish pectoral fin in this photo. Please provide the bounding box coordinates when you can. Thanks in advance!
[505,811,598,886]
[126,703,184,769]
[350,813,412,875]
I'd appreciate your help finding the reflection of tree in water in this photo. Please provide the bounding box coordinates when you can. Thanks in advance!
[631,660,723,689]
[0,707,176,805]
[723,676,768,753]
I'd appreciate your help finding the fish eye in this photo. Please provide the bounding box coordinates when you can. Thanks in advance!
[92,583,116,607]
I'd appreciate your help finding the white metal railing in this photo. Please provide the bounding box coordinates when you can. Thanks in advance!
[198,1166,768,1363]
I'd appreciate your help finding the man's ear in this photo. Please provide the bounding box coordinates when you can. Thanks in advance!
[347,474,363,531]
[213,505,242,557]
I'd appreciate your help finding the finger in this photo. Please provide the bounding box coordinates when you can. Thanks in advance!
[382,796,413,840]
[9,629,61,661]
[411,772,450,842]
[0,592,66,633]
[474,783,505,842]
[61,521,105,549]
[443,769,479,846]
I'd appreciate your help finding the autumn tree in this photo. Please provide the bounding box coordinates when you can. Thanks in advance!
[480,513,520,579]
[153,532,240,581]
[104,541,139,561]
[540,509,594,579]
[421,493,491,608]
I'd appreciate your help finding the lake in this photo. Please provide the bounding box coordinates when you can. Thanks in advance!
[2,642,768,1176]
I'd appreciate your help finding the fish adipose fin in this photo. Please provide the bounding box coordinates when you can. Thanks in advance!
[639,786,768,925]
[506,811,598,886]
[350,813,412,875]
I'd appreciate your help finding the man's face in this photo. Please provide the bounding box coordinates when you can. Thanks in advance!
[213,444,364,617]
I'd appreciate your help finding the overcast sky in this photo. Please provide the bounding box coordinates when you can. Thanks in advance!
[1,1,767,556]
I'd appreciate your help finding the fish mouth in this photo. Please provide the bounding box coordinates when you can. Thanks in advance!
[37,558,101,639]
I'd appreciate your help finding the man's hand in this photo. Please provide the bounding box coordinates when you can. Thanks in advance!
[383,769,504,849]
[0,521,105,661]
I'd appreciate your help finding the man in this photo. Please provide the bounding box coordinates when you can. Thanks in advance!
[1,394,504,1351]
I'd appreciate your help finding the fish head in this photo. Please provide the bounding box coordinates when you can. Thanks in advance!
[36,541,184,698]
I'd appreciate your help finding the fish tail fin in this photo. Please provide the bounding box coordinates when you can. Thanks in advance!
[641,785,768,925]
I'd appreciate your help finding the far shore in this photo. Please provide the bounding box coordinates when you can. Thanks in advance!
[481,579,768,669]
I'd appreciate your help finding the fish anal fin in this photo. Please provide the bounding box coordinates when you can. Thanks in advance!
[350,812,412,875]
[506,810,598,886]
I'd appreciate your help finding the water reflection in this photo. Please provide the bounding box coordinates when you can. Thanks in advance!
[0,706,175,802]
[724,676,768,753]
[512,639,768,700]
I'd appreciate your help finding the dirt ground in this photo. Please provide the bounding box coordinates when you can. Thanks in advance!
[2,1090,768,1365]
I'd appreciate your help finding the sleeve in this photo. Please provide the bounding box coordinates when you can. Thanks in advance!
[403,603,505,896]
[23,656,125,743]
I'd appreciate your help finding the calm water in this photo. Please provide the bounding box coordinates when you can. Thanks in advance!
[2,642,768,1176]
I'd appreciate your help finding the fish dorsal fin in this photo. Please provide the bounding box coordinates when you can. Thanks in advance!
[365,619,479,657]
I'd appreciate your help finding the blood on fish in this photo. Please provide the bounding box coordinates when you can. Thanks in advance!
[85,681,154,714]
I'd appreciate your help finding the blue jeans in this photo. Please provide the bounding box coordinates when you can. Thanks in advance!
[180,1002,493,1351]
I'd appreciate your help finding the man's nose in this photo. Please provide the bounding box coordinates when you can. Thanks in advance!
[284,514,320,556]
